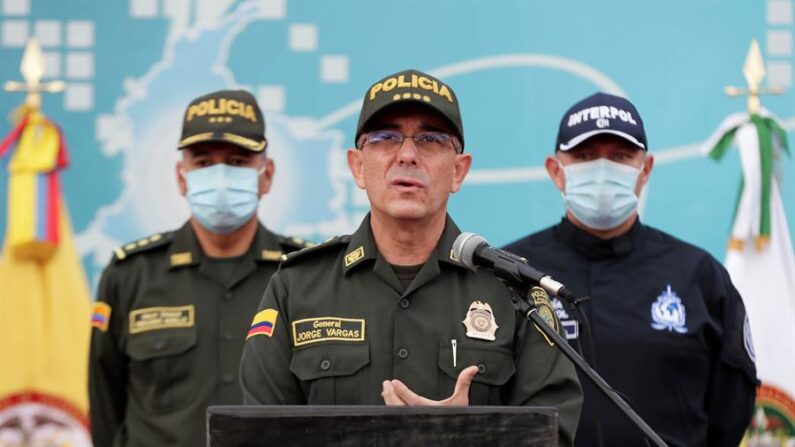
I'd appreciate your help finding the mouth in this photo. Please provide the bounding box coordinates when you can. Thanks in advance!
[390,177,424,192]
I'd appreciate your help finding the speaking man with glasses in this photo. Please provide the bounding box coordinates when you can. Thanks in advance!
[240,69,583,445]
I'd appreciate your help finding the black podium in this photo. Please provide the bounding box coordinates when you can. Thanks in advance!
[207,405,558,447]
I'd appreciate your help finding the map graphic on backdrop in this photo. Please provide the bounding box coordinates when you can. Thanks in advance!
[1,0,793,288]
[1,0,795,443]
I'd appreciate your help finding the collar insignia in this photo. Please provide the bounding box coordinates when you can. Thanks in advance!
[344,246,365,267]
[261,249,283,261]
[170,252,193,266]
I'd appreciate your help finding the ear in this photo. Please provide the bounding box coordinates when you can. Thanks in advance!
[450,153,472,193]
[259,157,275,196]
[545,155,565,193]
[176,160,188,196]
[635,153,654,195]
[347,148,366,189]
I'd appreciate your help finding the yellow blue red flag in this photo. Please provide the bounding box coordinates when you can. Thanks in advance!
[0,110,92,446]
[247,308,279,339]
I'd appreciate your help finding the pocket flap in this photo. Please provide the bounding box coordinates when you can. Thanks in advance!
[127,328,197,361]
[290,342,370,381]
[438,342,516,386]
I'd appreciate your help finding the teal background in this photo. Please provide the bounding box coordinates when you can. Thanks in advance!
[0,0,793,289]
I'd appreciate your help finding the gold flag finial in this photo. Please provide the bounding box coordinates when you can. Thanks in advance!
[3,37,65,113]
[724,39,785,114]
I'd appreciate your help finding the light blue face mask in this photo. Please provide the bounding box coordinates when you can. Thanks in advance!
[560,158,643,231]
[183,163,262,234]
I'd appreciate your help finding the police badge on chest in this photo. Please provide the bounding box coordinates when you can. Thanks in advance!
[463,301,499,341]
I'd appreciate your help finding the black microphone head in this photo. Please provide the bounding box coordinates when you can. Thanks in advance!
[452,232,488,269]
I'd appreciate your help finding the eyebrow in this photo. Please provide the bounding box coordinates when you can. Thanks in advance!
[231,148,256,157]
[419,123,448,133]
[186,148,209,158]
[369,122,450,133]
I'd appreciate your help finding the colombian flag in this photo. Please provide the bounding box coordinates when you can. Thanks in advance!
[0,110,92,444]
[247,309,278,339]
[91,302,112,332]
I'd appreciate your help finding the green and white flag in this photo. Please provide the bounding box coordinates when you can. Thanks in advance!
[704,110,795,442]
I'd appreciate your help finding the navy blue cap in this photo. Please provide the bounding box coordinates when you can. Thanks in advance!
[556,92,647,151]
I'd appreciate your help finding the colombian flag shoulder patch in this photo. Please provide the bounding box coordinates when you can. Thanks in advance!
[247,308,278,340]
[91,302,112,332]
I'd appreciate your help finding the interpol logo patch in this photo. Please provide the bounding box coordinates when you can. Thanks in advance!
[650,285,687,334]
[291,317,365,347]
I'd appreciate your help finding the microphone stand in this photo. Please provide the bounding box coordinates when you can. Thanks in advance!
[491,265,668,447]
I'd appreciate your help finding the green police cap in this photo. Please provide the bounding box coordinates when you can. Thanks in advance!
[355,69,465,149]
[178,89,267,152]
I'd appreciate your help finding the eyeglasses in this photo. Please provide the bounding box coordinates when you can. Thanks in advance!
[357,130,462,154]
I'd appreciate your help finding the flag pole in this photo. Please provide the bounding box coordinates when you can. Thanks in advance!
[0,36,93,446]
[704,39,795,444]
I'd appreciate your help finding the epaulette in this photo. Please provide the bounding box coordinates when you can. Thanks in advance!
[277,235,316,253]
[112,232,173,262]
[280,235,351,266]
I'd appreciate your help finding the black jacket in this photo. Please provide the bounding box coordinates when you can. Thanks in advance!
[504,217,757,447]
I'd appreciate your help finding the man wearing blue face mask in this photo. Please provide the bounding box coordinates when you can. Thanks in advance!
[504,93,757,447]
[88,89,311,447]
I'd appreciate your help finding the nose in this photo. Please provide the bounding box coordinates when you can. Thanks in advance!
[396,137,419,166]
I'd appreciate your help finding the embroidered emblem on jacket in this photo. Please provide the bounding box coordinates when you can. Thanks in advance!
[292,317,365,347]
[552,297,579,340]
[743,314,756,363]
[129,305,195,334]
[651,285,687,333]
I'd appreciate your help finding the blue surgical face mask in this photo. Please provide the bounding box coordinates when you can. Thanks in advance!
[560,158,643,230]
[183,163,262,234]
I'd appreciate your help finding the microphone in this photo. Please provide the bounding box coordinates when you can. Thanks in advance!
[452,232,579,304]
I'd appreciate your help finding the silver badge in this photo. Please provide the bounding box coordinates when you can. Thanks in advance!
[463,301,498,341]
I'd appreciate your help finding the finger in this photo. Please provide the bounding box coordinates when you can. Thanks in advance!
[381,380,406,406]
[445,366,479,405]
[390,379,436,406]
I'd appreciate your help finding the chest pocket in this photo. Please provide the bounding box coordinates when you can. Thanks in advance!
[289,342,370,404]
[126,327,197,412]
[438,342,516,404]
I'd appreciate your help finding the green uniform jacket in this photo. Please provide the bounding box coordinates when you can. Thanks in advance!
[240,215,583,446]
[88,222,308,447]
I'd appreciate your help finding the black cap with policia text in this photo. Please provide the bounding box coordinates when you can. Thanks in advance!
[355,69,465,149]
[178,89,267,152]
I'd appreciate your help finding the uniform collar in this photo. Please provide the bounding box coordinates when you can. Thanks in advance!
[554,216,644,259]
[167,221,285,270]
[343,213,467,272]
[342,214,468,294]
[167,222,203,269]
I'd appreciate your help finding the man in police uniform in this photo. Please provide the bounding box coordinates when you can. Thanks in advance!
[88,89,309,447]
[504,92,758,446]
[239,70,583,446]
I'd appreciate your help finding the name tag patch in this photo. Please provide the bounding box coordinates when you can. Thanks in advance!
[129,305,195,334]
[292,317,365,347]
